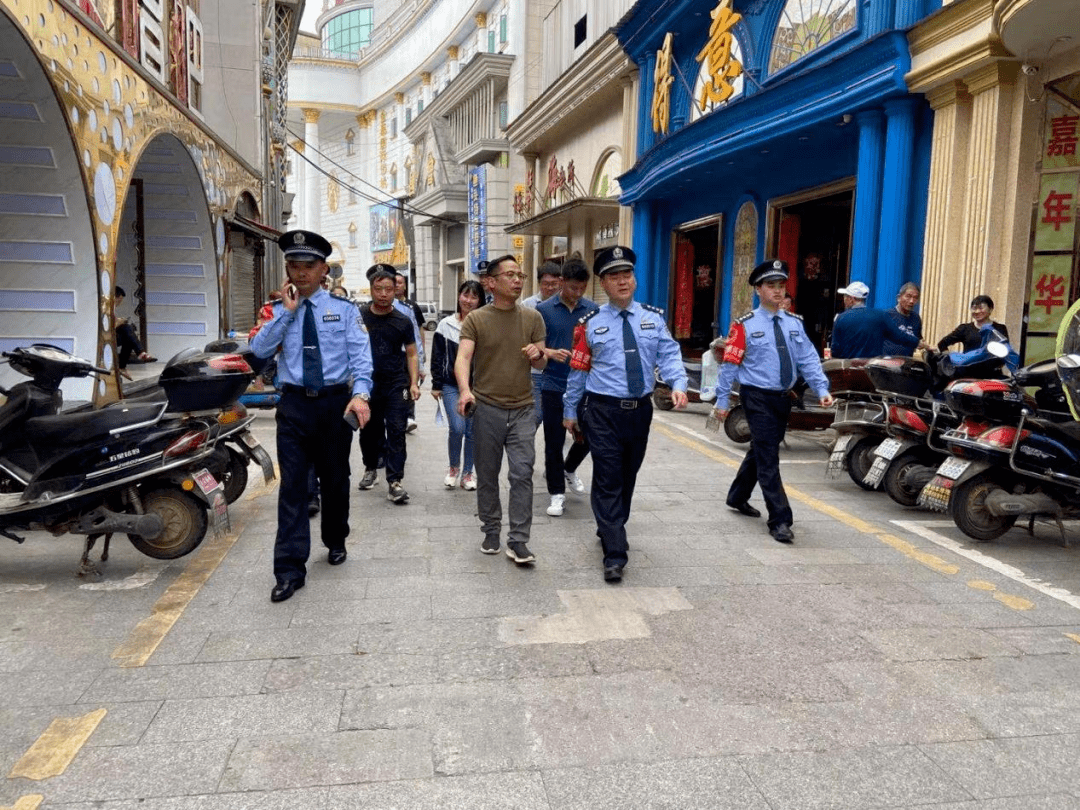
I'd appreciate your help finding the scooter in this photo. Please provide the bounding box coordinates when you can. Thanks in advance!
[0,345,250,572]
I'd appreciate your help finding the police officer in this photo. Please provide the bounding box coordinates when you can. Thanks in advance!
[563,246,688,583]
[251,230,374,602]
[714,259,834,544]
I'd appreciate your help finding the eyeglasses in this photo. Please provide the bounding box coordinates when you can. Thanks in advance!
[492,272,525,281]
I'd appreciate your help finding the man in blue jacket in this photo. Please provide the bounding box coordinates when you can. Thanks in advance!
[830,281,927,359]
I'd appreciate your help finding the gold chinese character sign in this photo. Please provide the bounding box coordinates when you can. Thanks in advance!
[652,33,674,135]
[697,0,743,110]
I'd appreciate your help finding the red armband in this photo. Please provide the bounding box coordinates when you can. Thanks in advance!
[569,324,592,371]
[722,322,746,365]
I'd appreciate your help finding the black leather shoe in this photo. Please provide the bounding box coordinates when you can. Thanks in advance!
[270,578,305,602]
[604,566,623,583]
[308,496,321,517]
[327,548,347,566]
[727,501,761,518]
[770,524,795,544]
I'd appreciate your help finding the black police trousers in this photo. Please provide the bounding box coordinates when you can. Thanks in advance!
[580,395,652,568]
[727,385,794,528]
[540,389,590,496]
[359,387,409,484]
[274,388,353,583]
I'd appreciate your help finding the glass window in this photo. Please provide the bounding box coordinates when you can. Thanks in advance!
[488,30,495,53]
[768,0,856,75]
[405,108,412,126]
[323,6,374,57]
[500,15,507,44]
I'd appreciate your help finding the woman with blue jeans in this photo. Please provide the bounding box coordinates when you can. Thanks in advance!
[431,280,483,490]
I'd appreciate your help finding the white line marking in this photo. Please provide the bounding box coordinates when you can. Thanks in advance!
[0,583,47,594]
[894,519,1080,612]
[79,566,164,591]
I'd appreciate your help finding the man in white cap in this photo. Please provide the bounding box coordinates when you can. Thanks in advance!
[830,281,925,359]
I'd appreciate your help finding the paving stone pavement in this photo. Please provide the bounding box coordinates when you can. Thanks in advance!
[2,397,1080,808]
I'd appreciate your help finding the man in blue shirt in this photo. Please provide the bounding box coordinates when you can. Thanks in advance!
[882,282,923,356]
[537,258,594,517]
[714,259,833,544]
[251,229,374,602]
[563,246,688,583]
[830,281,925,359]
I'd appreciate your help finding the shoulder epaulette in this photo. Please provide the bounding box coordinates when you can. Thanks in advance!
[786,311,804,322]
[642,303,664,315]
[271,299,284,308]
[736,311,753,323]
[330,291,349,301]
[578,308,601,325]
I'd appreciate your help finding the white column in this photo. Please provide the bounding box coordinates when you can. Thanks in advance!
[303,108,321,231]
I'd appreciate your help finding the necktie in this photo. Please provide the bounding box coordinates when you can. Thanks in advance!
[302,300,324,391]
[773,315,793,390]
[620,310,645,398]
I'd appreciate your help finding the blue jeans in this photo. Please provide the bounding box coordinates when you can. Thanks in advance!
[440,385,474,474]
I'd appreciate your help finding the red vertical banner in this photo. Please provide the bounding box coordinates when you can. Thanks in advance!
[120,0,140,59]
[169,0,188,105]
[673,238,695,339]
[777,213,801,302]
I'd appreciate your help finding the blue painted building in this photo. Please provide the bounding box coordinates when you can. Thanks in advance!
[615,0,939,356]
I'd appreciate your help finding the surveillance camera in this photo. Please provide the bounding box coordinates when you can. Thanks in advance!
[1022,63,1039,76]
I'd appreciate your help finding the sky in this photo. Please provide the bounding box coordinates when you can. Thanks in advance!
[300,3,322,34]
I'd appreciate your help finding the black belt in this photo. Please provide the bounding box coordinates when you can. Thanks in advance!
[741,385,791,397]
[587,393,652,410]
[281,382,351,398]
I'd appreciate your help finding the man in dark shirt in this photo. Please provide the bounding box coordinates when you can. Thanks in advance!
[831,281,927,359]
[358,265,420,503]
[395,272,426,434]
[883,282,923,356]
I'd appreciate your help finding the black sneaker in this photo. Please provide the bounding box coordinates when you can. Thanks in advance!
[506,542,536,564]
[357,470,377,490]
[480,535,500,555]
[387,481,409,504]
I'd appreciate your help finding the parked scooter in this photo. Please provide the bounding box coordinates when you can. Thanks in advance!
[0,345,252,571]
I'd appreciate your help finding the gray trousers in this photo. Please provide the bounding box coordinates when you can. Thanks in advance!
[473,400,535,545]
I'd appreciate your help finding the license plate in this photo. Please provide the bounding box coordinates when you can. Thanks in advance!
[239,431,260,449]
[825,434,854,479]
[832,434,854,454]
[192,468,220,495]
[874,438,903,461]
[936,457,971,480]
[250,443,275,483]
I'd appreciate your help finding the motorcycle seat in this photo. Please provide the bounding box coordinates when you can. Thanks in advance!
[25,402,164,445]
[1032,418,1080,445]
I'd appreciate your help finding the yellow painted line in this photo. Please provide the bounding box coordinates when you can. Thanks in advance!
[8,709,106,780]
[1065,633,1080,644]
[245,465,280,501]
[994,592,1035,610]
[968,580,996,591]
[654,423,959,574]
[111,526,241,668]
[1,796,44,810]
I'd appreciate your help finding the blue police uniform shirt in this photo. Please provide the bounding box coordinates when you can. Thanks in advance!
[250,287,374,396]
[537,294,596,393]
[563,301,687,420]
[392,299,425,366]
[714,306,829,411]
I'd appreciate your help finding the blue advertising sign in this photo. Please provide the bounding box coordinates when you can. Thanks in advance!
[467,165,487,271]
[369,203,399,253]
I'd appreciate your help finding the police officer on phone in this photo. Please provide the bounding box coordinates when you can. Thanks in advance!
[251,230,374,603]
[563,246,688,583]
[713,259,833,544]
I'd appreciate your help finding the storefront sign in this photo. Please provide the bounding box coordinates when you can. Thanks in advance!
[468,166,488,269]
[1035,172,1078,252]
[696,0,743,110]
[369,203,399,253]
[1045,97,1080,171]
[652,32,674,135]
[1028,254,1073,333]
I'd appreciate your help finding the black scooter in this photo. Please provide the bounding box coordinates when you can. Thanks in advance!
[0,345,255,572]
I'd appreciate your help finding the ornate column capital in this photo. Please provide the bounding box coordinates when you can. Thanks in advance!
[447,45,459,60]
[964,61,1020,96]
[475,12,487,27]
[926,81,968,110]
[302,108,321,124]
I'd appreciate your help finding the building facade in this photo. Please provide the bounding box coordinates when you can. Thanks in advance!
[0,0,299,402]
[615,0,941,361]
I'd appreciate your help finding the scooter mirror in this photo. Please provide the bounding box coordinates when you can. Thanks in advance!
[986,341,1009,359]
[1057,354,1080,369]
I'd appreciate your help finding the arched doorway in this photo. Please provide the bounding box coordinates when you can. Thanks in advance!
[0,12,98,402]
[115,134,218,363]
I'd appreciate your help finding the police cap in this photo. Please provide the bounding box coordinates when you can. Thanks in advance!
[595,245,636,276]
[366,263,397,282]
[278,229,332,262]
[749,259,789,286]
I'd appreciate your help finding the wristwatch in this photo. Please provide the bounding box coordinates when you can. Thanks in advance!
[354,393,370,402]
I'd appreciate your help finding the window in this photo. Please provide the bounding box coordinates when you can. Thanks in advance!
[499,101,508,130]
[391,117,397,138]
[488,30,495,53]
[186,5,203,112]
[348,185,356,205]
[345,129,355,156]
[390,164,398,191]
[417,99,424,114]
[574,15,587,48]
[322,6,374,57]
[405,108,412,126]
[500,14,507,44]
[348,223,358,248]
[691,32,745,118]
[768,0,856,74]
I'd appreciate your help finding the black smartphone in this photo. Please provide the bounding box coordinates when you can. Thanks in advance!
[463,400,476,417]
[344,411,360,431]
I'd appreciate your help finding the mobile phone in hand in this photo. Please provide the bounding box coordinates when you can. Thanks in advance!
[286,284,298,303]
[344,411,360,431]
[463,400,476,417]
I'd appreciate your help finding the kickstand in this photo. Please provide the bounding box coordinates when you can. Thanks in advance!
[77,534,105,578]
[1027,515,1036,536]
[1055,517,1071,548]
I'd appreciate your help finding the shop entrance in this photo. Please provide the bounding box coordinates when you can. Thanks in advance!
[669,215,722,359]
[771,186,853,352]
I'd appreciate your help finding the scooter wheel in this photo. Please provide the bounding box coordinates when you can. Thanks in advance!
[652,385,675,411]
[128,487,208,559]
[221,446,249,505]
[883,450,928,507]
[723,405,752,444]
[846,437,883,491]
[950,474,1017,542]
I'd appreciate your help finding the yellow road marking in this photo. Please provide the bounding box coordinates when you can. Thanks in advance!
[1065,633,1080,644]
[8,710,106,780]
[2,796,44,810]
[968,580,996,591]
[993,592,1035,610]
